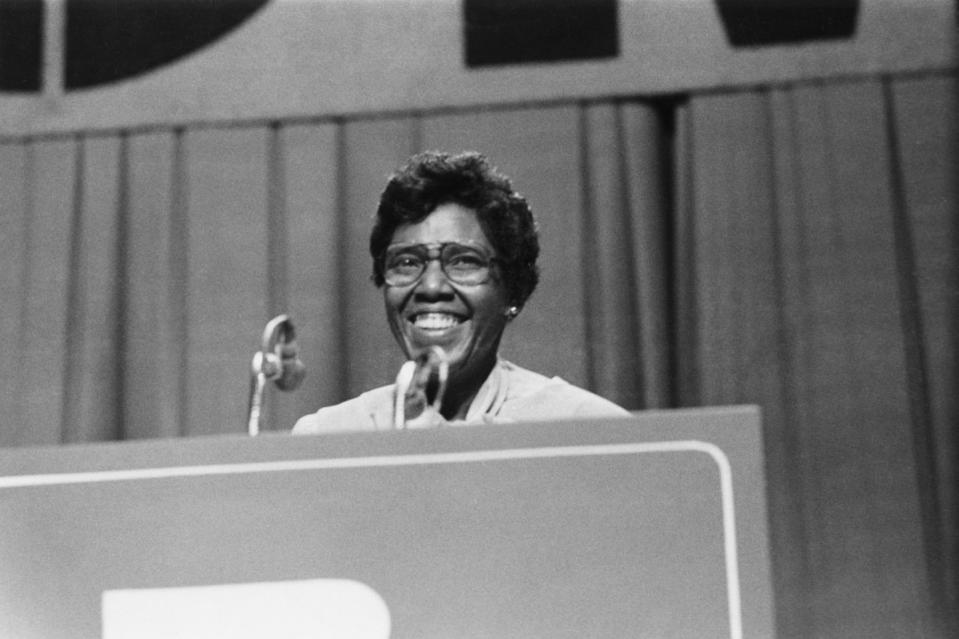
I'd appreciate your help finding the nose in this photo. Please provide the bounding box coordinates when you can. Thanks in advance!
[413,258,454,299]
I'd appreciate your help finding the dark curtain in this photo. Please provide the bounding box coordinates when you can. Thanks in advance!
[0,73,955,638]
[675,76,957,638]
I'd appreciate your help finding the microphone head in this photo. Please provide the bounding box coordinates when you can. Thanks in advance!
[413,346,449,406]
[269,333,305,392]
[394,346,449,428]
[274,357,306,391]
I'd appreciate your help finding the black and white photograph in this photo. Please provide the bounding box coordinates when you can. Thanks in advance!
[0,1,955,637]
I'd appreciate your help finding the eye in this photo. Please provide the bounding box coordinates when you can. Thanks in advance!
[444,246,489,271]
[386,252,423,272]
[446,253,485,269]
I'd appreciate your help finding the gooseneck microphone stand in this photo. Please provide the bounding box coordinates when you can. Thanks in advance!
[247,314,305,436]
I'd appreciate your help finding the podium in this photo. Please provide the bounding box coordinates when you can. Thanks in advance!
[0,406,775,638]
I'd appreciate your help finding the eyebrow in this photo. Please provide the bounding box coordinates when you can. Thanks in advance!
[384,241,494,253]
[386,240,487,247]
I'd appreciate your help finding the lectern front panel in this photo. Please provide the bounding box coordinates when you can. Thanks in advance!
[0,407,773,639]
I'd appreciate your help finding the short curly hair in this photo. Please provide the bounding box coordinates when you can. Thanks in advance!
[370,150,540,310]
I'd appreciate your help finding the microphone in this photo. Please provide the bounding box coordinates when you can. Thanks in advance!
[247,314,306,436]
[256,315,306,391]
[273,342,306,391]
[393,346,449,429]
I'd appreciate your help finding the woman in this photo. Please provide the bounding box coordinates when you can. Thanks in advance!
[293,151,627,432]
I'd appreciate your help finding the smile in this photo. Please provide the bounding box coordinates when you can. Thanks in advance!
[410,312,464,331]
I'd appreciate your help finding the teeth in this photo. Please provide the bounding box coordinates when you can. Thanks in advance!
[413,313,459,330]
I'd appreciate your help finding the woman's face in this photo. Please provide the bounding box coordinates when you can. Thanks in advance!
[383,203,510,386]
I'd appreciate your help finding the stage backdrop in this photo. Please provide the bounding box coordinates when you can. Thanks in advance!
[0,0,954,135]
[0,2,956,639]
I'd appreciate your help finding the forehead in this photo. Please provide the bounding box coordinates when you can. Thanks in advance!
[389,203,490,247]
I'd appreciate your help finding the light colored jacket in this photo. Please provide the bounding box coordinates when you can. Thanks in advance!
[292,360,629,433]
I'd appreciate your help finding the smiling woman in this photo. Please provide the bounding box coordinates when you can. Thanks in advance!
[293,151,628,432]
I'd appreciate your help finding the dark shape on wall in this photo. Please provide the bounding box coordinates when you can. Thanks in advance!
[716,0,860,47]
[464,0,618,68]
[0,0,44,92]
[65,0,269,90]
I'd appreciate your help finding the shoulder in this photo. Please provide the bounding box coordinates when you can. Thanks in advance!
[499,361,630,422]
[292,385,395,434]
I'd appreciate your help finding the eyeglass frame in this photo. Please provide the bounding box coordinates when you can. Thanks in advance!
[378,241,503,287]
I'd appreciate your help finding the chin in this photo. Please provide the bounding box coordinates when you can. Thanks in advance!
[408,340,466,365]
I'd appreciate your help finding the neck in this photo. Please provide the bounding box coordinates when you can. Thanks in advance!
[440,356,497,421]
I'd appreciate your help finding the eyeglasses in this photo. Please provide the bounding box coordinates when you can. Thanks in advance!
[382,241,498,287]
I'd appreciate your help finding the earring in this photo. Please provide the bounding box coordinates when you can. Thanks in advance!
[505,306,520,320]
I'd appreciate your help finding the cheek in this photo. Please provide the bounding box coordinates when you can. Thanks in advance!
[470,295,509,343]
[384,291,407,337]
